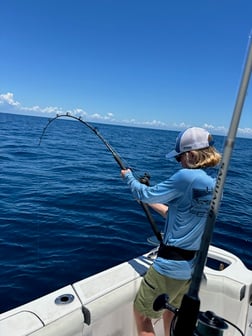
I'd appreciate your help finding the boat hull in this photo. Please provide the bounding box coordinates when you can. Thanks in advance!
[1,245,252,336]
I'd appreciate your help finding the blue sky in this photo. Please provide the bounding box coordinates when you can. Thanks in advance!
[1,0,252,137]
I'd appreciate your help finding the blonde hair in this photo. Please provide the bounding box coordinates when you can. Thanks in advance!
[185,146,222,169]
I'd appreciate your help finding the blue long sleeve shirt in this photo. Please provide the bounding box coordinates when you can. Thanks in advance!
[124,168,215,279]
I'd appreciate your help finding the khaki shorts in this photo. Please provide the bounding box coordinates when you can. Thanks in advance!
[134,266,191,319]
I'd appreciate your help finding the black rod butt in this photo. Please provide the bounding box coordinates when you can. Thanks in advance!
[173,294,200,336]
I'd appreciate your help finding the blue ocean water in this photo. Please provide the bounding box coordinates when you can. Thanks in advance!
[0,112,251,313]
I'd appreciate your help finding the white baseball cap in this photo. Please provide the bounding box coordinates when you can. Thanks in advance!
[166,127,214,159]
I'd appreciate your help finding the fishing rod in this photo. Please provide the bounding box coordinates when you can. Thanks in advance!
[39,113,163,242]
[173,33,252,336]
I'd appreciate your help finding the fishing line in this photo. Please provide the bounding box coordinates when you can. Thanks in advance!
[173,32,252,336]
[39,113,162,242]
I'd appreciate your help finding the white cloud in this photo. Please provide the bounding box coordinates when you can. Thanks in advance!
[142,120,167,127]
[172,122,191,129]
[68,108,88,117]
[238,127,252,136]
[203,123,215,130]
[0,92,20,107]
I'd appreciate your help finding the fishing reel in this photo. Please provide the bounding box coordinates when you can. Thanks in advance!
[153,294,243,336]
[138,172,151,186]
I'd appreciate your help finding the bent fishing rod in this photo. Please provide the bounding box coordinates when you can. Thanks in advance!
[173,33,252,336]
[39,113,163,242]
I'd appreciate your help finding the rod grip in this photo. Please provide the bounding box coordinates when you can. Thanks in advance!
[173,294,200,336]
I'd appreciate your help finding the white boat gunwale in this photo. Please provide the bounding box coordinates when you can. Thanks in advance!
[1,244,252,336]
